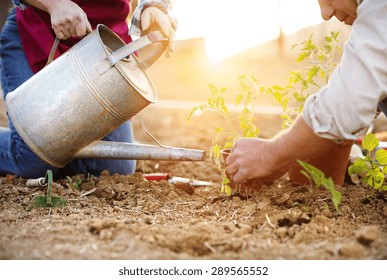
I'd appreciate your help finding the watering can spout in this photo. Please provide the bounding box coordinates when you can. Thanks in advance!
[74,141,206,161]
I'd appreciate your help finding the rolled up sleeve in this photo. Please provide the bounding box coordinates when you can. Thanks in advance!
[303,0,387,141]
[12,0,28,9]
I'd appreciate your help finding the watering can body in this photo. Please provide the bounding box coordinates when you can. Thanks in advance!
[6,25,163,167]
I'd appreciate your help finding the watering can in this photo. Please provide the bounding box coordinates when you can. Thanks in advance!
[5,24,205,167]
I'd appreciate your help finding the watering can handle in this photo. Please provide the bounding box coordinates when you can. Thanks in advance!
[46,30,168,73]
[95,31,168,75]
[46,37,61,66]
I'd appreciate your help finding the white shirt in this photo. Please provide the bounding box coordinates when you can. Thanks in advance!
[303,0,387,141]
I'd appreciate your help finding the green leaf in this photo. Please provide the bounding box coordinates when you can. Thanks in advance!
[235,93,243,106]
[186,104,205,125]
[293,92,306,102]
[290,43,298,50]
[300,170,311,182]
[222,176,230,185]
[324,36,332,42]
[211,145,221,159]
[297,52,309,62]
[376,149,387,165]
[237,74,247,80]
[272,85,284,91]
[208,83,217,93]
[307,66,319,82]
[223,141,233,149]
[362,133,379,152]
[348,158,368,175]
[298,160,342,210]
[332,31,340,40]
[322,177,341,210]
[221,176,232,196]
[330,186,342,211]
[298,160,324,184]
[365,169,385,188]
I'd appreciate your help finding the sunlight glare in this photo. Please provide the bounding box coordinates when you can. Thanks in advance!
[280,0,323,34]
[204,0,280,63]
[173,0,324,62]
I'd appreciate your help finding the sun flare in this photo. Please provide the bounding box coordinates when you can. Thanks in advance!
[174,0,324,62]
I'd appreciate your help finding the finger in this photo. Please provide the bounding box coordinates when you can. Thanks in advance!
[141,11,151,32]
[225,163,238,176]
[344,15,356,25]
[74,22,86,37]
[225,152,234,166]
[56,31,66,40]
[69,24,78,38]
[168,29,175,53]
[232,170,248,184]
[344,2,357,18]
[74,14,90,37]
[164,46,171,58]
[319,5,335,21]
[85,20,92,33]
[171,16,178,31]
[158,19,170,38]
[60,29,71,39]
[333,11,348,22]
[230,142,238,153]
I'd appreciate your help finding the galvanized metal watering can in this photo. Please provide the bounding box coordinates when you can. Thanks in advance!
[6,24,205,167]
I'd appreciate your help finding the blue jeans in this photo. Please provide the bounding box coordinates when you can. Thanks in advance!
[0,8,135,178]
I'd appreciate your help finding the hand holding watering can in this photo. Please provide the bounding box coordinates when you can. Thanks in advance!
[47,0,177,56]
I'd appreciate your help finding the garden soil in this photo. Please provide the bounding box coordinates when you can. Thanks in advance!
[0,107,386,260]
[1,32,387,260]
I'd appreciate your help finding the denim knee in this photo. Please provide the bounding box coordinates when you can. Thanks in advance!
[69,158,136,176]
[11,139,57,178]
[15,162,56,178]
[13,156,57,178]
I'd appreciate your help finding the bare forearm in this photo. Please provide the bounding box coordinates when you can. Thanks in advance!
[273,116,336,167]
[226,115,348,184]
[22,0,91,39]
[22,0,67,13]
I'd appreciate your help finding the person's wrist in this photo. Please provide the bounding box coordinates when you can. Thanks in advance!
[45,0,69,14]
[271,137,295,172]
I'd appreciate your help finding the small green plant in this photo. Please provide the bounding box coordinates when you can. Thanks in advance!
[297,160,342,211]
[66,176,84,190]
[348,133,387,191]
[27,170,67,210]
[187,75,260,195]
[261,31,342,128]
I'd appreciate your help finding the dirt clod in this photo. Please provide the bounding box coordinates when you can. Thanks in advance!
[355,226,382,247]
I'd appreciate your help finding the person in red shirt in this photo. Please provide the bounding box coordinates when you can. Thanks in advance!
[0,0,176,178]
